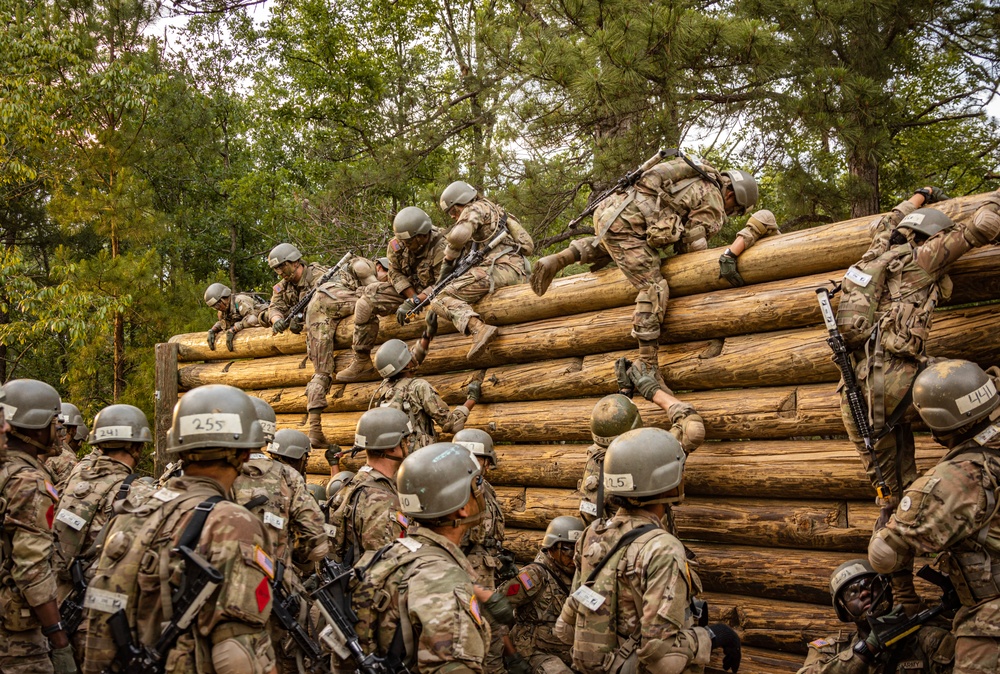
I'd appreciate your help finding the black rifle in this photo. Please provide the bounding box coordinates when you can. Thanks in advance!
[311,558,404,674]
[105,545,223,674]
[816,287,892,500]
[270,560,329,672]
[865,565,959,655]
[565,150,667,230]
[60,557,87,636]
[403,221,509,324]
[286,251,354,322]
[494,547,519,584]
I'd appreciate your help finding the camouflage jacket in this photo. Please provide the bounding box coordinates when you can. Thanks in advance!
[327,464,407,564]
[268,262,329,323]
[53,452,134,590]
[314,254,380,299]
[499,551,573,664]
[82,475,275,674]
[233,453,329,570]
[377,377,470,450]
[577,443,606,521]
[797,625,953,674]
[211,292,268,333]
[557,509,712,674]
[0,450,60,627]
[462,479,506,586]
[350,522,490,674]
[445,198,534,262]
[45,445,79,491]
[386,228,446,296]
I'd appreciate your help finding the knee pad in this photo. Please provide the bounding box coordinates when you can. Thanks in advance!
[354,294,374,324]
[868,534,900,574]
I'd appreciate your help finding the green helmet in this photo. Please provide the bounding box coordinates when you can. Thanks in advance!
[326,471,356,500]
[453,428,497,467]
[829,558,889,622]
[603,427,685,498]
[59,403,85,428]
[722,170,759,211]
[270,428,311,460]
[590,394,642,448]
[396,442,482,519]
[374,339,413,379]
[355,407,411,452]
[250,397,278,443]
[204,283,232,308]
[267,243,303,269]
[913,359,999,432]
[897,208,953,238]
[392,207,432,240]
[541,515,585,549]
[166,384,264,454]
[439,181,478,211]
[1,379,61,430]
[89,404,151,445]
[307,483,327,502]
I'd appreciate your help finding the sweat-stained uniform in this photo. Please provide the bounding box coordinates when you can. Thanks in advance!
[376,376,469,450]
[0,450,60,674]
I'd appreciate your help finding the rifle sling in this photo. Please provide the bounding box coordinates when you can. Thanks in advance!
[114,473,140,503]
[584,524,658,586]
[176,495,225,550]
[663,148,723,194]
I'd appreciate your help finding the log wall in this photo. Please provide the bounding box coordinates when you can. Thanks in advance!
[159,194,1000,673]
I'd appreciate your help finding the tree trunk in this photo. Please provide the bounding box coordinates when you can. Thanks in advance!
[848,147,880,217]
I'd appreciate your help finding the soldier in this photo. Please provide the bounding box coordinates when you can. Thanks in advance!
[267,242,329,335]
[327,407,411,565]
[204,282,269,352]
[337,208,446,382]
[530,156,759,375]
[53,404,150,661]
[796,559,953,674]
[47,402,86,490]
[498,516,584,674]
[82,384,277,674]
[348,442,490,673]
[371,338,479,449]
[717,209,780,287]
[555,427,741,674]
[0,380,75,674]
[428,181,535,361]
[304,254,386,448]
[869,359,1000,674]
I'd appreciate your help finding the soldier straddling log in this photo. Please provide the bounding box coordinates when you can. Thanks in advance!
[204,283,269,352]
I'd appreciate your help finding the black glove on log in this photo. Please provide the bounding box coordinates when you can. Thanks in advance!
[708,624,741,673]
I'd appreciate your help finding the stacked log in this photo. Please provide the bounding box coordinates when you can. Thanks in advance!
[158,193,1000,673]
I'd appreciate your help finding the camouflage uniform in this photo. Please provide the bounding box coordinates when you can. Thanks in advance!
[82,475,276,674]
[327,464,407,565]
[431,199,532,335]
[211,292,268,333]
[351,229,446,352]
[498,552,574,674]
[838,198,1000,506]
[577,443,606,524]
[463,480,506,588]
[0,450,61,674]
[267,262,329,325]
[45,446,78,491]
[376,377,469,449]
[350,522,490,674]
[304,255,381,407]
[870,429,1000,674]
[796,626,954,674]
[556,510,712,674]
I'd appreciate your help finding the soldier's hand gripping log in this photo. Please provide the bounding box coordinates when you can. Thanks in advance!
[816,287,891,500]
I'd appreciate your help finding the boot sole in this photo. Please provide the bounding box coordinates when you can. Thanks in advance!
[467,325,498,360]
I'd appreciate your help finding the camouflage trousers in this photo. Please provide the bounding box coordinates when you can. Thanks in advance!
[0,624,53,674]
[430,254,527,334]
[305,285,361,409]
[955,636,1000,674]
[839,351,920,508]
[599,220,669,343]
[351,282,407,352]
[528,654,573,674]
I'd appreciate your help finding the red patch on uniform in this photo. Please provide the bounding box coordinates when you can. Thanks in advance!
[46,505,55,529]
[506,583,521,597]
[255,578,270,613]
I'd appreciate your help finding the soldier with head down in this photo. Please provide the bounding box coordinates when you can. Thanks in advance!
[266,242,328,336]
[204,283,269,352]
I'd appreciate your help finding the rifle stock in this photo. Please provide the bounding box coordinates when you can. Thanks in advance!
[271,560,329,670]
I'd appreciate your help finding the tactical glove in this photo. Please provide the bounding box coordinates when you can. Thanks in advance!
[271,317,289,334]
[504,653,531,674]
[437,258,457,284]
[50,644,78,674]
[482,591,516,627]
[614,357,634,397]
[396,298,419,326]
[467,380,483,403]
[289,315,304,335]
[424,311,439,340]
[708,624,741,673]
[627,361,662,401]
[225,329,237,352]
[324,445,343,467]
[207,329,219,351]
[914,186,949,204]
[718,249,745,287]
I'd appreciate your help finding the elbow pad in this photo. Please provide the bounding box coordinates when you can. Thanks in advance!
[868,530,907,574]
[964,205,1000,247]
[351,258,378,286]
[445,221,475,256]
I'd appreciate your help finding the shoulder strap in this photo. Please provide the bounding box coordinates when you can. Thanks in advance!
[175,495,226,550]
[584,524,658,585]
[114,473,140,503]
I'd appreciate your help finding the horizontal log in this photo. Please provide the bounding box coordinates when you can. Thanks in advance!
[708,646,806,674]
[172,194,991,362]
[704,593,840,655]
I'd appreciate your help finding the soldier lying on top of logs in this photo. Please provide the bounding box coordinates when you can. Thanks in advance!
[203,282,269,352]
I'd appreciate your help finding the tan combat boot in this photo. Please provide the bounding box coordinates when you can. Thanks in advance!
[307,411,329,449]
[529,247,580,296]
[467,318,499,361]
[336,350,377,383]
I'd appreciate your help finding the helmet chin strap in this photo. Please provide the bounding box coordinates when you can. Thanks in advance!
[9,429,55,455]
[449,490,487,528]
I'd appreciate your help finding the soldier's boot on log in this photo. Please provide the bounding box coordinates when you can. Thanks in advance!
[530,247,580,296]
[467,318,499,361]
[307,411,330,449]
[336,350,377,383]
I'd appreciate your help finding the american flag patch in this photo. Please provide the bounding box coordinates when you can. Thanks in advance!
[390,240,401,251]
[396,511,410,528]
[809,638,830,648]
[254,545,275,579]
[517,571,534,590]
[44,481,59,501]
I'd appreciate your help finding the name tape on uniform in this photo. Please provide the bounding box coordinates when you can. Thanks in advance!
[56,509,86,531]
[152,487,181,503]
[179,413,243,436]
[844,266,872,288]
[94,425,134,441]
[603,473,634,491]
[975,422,1000,446]
[263,511,285,530]
[579,500,598,516]
[956,380,997,415]
[249,453,268,460]
[84,587,128,614]
[572,585,606,612]
[398,537,422,552]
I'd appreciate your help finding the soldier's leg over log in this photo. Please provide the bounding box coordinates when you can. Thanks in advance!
[305,288,358,446]
[530,237,612,296]
[338,282,405,383]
